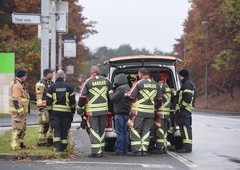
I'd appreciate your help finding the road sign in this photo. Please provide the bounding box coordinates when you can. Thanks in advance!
[12,13,41,25]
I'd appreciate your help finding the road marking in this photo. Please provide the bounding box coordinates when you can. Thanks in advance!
[167,151,198,168]
[37,160,174,169]
[198,123,240,132]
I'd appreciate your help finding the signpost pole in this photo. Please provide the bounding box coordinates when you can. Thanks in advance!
[41,0,50,79]
[58,0,63,70]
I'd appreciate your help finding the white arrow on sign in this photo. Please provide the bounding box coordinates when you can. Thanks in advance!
[12,13,41,25]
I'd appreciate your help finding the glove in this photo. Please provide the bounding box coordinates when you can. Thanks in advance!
[39,107,44,112]
[175,109,180,116]
[71,108,76,114]
[80,115,87,129]
[70,115,73,122]
[77,106,85,115]
[180,106,185,111]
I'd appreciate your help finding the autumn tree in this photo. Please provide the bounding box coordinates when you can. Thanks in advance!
[0,0,97,95]
[174,0,240,96]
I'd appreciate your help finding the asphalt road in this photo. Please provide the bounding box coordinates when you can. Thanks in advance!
[0,110,240,169]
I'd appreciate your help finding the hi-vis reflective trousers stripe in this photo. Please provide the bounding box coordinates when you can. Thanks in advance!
[129,116,153,152]
[90,128,105,154]
[88,115,106,154]
[183,126,192,144]
[155,118,169,150]
[11,130,20,150]
[53,137,61,142]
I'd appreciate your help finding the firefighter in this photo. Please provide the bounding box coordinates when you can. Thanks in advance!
[77,65,112,158]
[126,68,162,156]
[46,70,76,152]
[174,69,196,153]
[9,69,30,150]
[150,72,172,154]
[35,68,54,146]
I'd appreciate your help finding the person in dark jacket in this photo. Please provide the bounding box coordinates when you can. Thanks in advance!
[46,70,76,152]
[174,69,196,153]
[109,73,131,156]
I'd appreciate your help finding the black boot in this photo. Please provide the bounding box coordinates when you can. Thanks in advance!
[177,144,192,153]
[61,143,68,152]
[53,141,61,152]
[47,138,53,146]
[20,142,26,149]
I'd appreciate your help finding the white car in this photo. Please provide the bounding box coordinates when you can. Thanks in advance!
[103,55,183,151]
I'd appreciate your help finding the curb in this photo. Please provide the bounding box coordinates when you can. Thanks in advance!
[0,153,47,160]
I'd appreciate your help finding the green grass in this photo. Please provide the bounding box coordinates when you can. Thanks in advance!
[0,113,11,118]
[0,103,37,118]
[0,127,76,159]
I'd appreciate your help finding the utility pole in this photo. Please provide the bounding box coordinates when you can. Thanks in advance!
[201,21,208,109]
[204,28,208,109]
[183,35,186,60]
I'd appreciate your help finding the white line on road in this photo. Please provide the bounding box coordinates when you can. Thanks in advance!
[167,151,198,168]
[37,160,174,169]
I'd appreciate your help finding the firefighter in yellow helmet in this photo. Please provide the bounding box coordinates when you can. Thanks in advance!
[35,69,54,146]
[9,69,30,150]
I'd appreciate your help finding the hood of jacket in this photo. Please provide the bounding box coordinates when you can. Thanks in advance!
[114,73,128,87]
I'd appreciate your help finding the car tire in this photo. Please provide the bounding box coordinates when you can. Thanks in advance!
[167,133,175,145]
[174,136,183,150]
[105,137,116,152]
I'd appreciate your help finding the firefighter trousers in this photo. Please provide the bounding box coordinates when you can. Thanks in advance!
[129,116,153,152]
[37,110,53,144]
[88,115,107,155]
[155,118,169,150]
[177,109,192,151]
[10,113,26,150]
[50,111,72,150]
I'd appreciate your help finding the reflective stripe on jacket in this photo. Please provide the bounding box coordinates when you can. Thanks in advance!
[156,81,171,116]
[46,77,75,113]
[78,74,112,116]
[35,79,53,107]
[175,76,196,113]
[127,76,162,117]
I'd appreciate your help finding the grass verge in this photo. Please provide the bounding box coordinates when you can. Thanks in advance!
[0,126,77,160]
[0,113,11,118]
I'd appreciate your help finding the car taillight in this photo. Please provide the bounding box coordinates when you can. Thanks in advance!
[106,112,113,129]
[175,123,180,130]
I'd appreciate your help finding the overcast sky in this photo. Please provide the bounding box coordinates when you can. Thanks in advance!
[78,0,191,52]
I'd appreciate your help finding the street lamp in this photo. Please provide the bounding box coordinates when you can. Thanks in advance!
[201,21,208,109]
